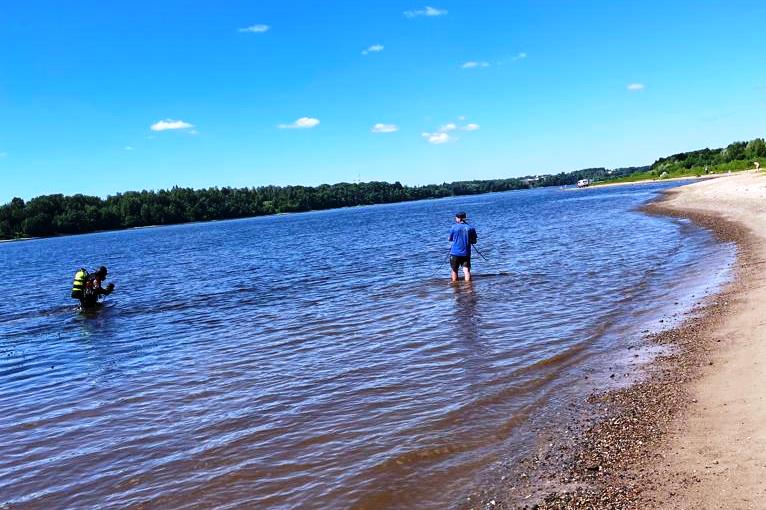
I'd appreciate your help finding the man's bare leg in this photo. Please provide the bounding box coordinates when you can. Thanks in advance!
[451,269,459,282]
[463,266,471,282]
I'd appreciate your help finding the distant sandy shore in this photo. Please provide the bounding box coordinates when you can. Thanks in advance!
[588,173,723,189]
[0,237,37,243]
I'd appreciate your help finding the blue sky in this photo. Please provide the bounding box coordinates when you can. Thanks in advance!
[2,0,766,202]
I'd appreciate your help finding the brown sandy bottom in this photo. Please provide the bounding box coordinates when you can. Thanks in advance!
[459,198,754,510]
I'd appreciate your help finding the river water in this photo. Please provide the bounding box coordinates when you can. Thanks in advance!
[0,183,734,509]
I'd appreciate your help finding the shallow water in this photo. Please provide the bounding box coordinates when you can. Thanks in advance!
[0,183,733,509]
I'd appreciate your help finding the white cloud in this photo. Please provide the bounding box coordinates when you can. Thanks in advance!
[404,6,447,17]
[278,117,320,129]
[150,119,195,131]
[627,83,646,91]
[422,119,479,143]
[238,24,270,33]
[422,132,455,144]
[124,146,134,151]
[462,61,490,69]
[371,123,399,133]
[512,52,527,61]
[362,44,384,55]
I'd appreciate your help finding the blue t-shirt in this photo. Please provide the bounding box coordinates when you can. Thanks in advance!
[449,223,477,256]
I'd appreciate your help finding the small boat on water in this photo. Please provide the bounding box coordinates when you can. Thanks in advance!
[576,178,591,188]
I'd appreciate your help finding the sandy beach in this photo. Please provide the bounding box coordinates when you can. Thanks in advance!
[579,170,766,509]
[647,170,766,508]
[465,170,766,509]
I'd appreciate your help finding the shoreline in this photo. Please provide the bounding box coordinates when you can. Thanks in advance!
[464,171,764,509]
[588,173,724,189]
[643,171,766,508]
[0,237,38,243]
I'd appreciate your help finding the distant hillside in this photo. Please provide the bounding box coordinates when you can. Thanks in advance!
[652,138,766,173]
[598,138,766,185]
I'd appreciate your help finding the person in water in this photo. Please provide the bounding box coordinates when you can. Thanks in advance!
[71,266,114,309]
[448,211,477,282]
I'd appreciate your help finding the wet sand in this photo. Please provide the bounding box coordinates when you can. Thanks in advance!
[464,170,766,509]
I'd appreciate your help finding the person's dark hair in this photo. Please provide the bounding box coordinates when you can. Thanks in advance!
[96,266,108,278]
[455,211,467,220]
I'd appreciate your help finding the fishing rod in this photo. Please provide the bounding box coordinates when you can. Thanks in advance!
[428,252,451,278]
[471,244,488,261]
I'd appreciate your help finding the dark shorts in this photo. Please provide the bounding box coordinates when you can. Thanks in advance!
[450,255,471,272]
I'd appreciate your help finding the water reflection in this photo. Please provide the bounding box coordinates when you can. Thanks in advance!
[450,281,495,386]
[451,281,479,344]
[73,304,115,336]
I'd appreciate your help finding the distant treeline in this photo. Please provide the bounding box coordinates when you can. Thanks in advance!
[596,137,766,185]
[1,167,646,239]
[10,137,756,239]
[651,138,766,174]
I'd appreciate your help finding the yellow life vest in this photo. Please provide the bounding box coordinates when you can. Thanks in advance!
[72,268,88,293]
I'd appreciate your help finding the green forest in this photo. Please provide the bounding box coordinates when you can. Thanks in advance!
[0,167,642,239]
[2,137,764,239]
[596,138,766,185]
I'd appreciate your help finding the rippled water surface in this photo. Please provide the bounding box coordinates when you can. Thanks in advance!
[0,183,733,509]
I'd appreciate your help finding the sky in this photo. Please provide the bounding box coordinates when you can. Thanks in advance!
[2,0,766,202]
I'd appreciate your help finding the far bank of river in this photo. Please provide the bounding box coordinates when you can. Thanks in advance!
[589,173,721,189]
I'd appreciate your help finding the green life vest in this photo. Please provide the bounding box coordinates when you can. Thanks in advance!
[72,268,88,293]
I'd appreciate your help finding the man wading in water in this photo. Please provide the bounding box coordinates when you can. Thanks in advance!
[448,211,477,282]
